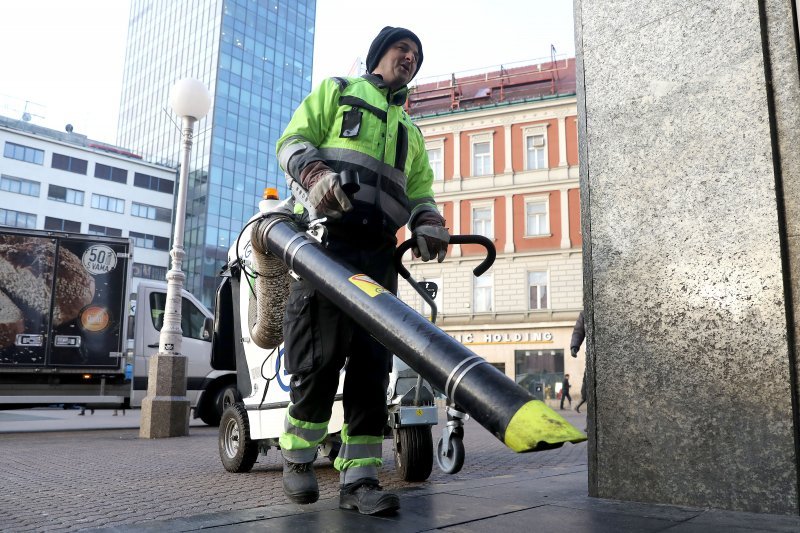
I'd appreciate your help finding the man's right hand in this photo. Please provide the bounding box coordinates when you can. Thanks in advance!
[301,161,353,219]
[570,347,579,358]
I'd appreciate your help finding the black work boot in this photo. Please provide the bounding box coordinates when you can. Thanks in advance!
[282,460,319,504]
[339,478,400,515]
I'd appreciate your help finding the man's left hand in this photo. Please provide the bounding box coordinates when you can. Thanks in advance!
[412,211,450,262]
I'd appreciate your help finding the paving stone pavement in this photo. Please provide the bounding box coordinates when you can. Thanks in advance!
[0,408,589,532]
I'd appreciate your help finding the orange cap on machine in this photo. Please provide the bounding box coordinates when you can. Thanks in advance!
[263,187,279,200]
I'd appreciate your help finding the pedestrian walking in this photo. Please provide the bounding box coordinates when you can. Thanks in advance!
[560,374,572,409]
[575,374,588,413]
[570,311,588,413]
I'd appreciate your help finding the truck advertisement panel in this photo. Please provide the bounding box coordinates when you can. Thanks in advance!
[0,232,129,368]
[0,234,55,366]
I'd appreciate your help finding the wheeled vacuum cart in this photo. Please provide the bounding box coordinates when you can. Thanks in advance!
[212,203,471,482]
[212,198,585,482]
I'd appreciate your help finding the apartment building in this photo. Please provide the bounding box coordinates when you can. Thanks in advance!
[0,115,175,293]
[399,58,583,403]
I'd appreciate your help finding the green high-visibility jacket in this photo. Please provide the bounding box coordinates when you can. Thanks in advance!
[277,74,438,232]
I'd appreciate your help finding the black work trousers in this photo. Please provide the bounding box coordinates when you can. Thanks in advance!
[282,234,397,439]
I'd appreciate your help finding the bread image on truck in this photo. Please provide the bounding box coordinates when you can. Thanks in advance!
[0,227,235,425]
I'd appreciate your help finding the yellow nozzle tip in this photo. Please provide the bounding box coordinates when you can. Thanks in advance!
[504,400,587,452]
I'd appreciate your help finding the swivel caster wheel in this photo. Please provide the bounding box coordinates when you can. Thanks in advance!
[436,434,465,474]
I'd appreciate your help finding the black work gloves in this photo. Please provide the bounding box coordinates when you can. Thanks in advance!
[570,347,579,358]
[412,211,450,262]
[300,161,353,219]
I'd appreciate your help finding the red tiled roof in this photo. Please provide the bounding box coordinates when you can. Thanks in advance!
[407,58,576,117]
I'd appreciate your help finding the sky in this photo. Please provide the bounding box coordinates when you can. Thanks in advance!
[0,0,575,145]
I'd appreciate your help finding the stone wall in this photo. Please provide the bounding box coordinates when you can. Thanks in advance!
[575,0,800,514]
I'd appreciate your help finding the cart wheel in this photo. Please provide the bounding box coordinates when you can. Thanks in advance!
[436,435,465,474]
[394,426,433,482]
[219,403,259,473]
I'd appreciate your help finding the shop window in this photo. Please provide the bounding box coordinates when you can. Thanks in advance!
[514,349,564,401]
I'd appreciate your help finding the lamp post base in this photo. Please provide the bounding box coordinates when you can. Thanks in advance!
[139,353,191,438]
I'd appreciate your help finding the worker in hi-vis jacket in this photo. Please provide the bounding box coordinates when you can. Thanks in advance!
[275,26,448,515]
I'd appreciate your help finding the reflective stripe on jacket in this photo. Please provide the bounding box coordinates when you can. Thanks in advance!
[277,74,437,232]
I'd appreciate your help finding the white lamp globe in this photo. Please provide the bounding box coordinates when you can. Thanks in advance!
[169,78,212,119]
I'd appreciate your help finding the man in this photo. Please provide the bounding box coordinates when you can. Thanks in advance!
[561,374,572,410]
[275,27,449,515]
[570,311,588,413]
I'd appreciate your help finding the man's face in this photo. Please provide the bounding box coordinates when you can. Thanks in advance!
[372,38,419,90]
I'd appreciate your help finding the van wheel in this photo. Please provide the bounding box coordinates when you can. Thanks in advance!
[200,382,238,426]
[219,403,258,473]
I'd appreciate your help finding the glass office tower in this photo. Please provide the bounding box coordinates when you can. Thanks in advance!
[117,0,316,306]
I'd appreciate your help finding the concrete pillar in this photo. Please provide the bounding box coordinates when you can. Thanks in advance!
[557,115,567,167]
[503,124,513,174]
[451,198,462,257]
[139,354,190,438]
[504,193,515,254]
[559,187,571,249]
[452,130,462,180]
[576,0,800,514]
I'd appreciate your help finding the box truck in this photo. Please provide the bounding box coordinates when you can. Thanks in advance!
[0,227,235,425]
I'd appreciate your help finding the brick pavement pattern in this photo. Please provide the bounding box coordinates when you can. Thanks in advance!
[0,410,587,532]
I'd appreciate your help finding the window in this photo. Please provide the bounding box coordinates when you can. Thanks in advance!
[149,292,209,341]
[48,184,84,205]
[130,231,170,251]
[515,349,564,400]
[94,163,128,184]
[0,208,36,229]
[525,198,549,236]
[4,142,44,165]
[134,172,174,194]
[131,202,172,222]
[524,128,548,170]
[133,262,168,281]
[88,224,123,237]
[472,204,493,239]
[91,193,125,214]
[526,135,546,169]
[426,146,443,181]
[51,153,88,175]
[0,175,40,197]
[528,271,549,310]
[473,274,493,312]
[44,216,81,233]
[472,141,492,176]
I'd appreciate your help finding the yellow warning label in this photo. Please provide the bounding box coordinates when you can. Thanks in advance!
[349,274,386,298]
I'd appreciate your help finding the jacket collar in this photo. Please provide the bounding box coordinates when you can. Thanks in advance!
[362,74,409,106]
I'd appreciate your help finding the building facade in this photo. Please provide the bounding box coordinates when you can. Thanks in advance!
[117,0,316,306]
[398,58,584,406]
[0,116,175,293]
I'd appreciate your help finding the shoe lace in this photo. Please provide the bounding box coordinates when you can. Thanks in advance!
[347,478,382,494]
[287,461,312,473]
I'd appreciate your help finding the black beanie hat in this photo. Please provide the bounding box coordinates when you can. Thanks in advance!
[366,26,424,79]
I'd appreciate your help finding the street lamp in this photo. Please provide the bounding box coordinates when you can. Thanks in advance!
[140,78,211,439]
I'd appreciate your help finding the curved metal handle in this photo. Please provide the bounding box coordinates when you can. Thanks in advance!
[394,234,496,280]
